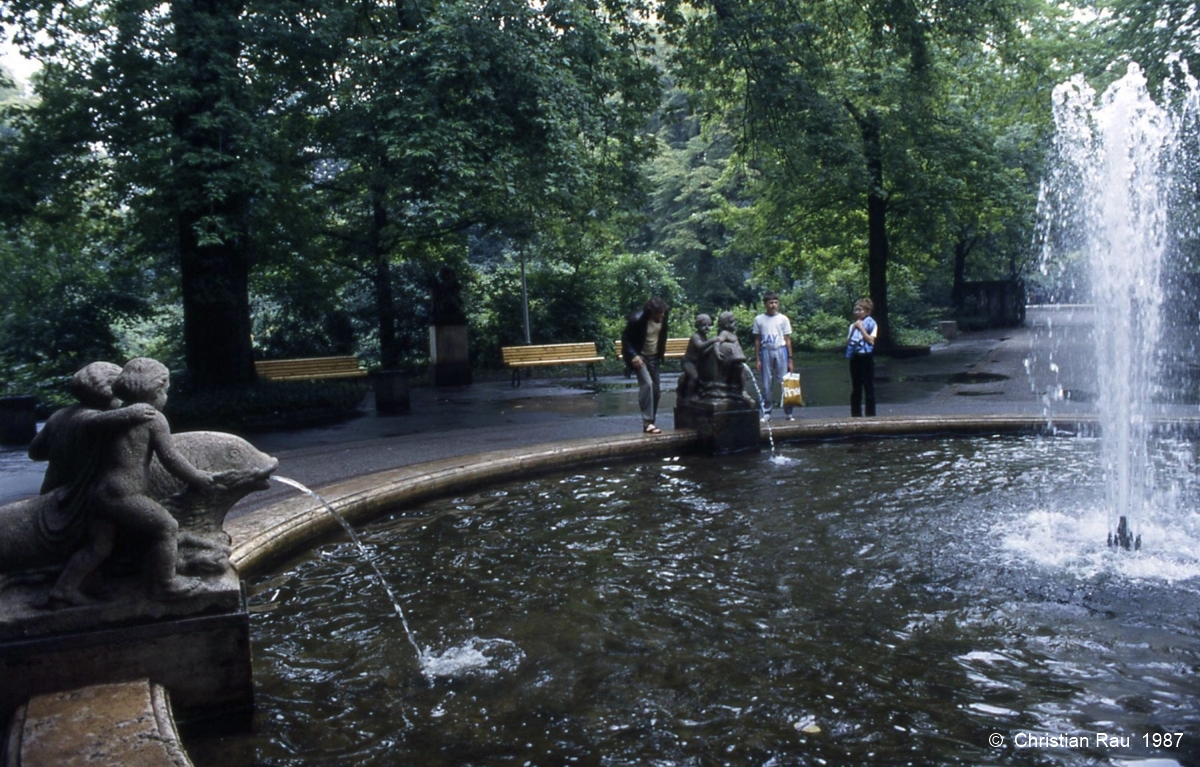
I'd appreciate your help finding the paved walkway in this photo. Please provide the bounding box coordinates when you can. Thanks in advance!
[0,308,1102,513]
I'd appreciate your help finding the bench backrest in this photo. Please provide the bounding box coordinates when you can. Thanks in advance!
[501,343,601,364]
[614,338,690,358]
[255,355,365,380]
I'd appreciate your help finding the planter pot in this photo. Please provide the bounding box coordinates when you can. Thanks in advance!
[371,371,411,416]
[0,395,37,446]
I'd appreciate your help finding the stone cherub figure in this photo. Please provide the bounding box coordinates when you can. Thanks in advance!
[677,311,754,403]
[28,362,159,563]
[50,358,234,602]
[677,313,719,401]
[1,358,279,606]
[714,311,755,400]
[30,361,125,496]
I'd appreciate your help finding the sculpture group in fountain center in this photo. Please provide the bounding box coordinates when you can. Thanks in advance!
[674,312,761,454]
[676,312,757,404]
[0,358,278,634]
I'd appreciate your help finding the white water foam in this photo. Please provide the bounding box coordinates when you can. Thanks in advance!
[1003,505,1200,582]
[420,637,526,679]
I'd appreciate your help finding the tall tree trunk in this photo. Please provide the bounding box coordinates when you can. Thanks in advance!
[951,231,975,311]
[371,189,400,369]
[179,227,255,387]
[860,108,890,351]
[172,0,255,387]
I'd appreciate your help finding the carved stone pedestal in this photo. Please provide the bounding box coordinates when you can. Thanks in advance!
[0,574,253,728]
[674,400,761,455]
[0,396,36,447]
[429,325,472,387]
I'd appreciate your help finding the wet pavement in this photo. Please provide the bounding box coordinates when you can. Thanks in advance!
[0,307,1119,513]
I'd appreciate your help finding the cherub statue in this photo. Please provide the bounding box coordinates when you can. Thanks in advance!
[677,314,720,401]
[31,362,143,493]
[50,358,232,602]
[714,311,754,400]
[3,359,279,604]
[29,362,158,569]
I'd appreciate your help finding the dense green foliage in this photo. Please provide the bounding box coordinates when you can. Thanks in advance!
[3,0,1197,404]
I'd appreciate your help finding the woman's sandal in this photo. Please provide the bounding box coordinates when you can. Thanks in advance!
[644,423,662,434]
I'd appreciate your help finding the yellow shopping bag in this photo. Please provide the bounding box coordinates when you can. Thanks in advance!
[782,372,803,408]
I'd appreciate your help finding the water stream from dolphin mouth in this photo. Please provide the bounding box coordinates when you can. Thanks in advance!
[271,476,426,666]
[270,475,521,681]
[744,372,778,458]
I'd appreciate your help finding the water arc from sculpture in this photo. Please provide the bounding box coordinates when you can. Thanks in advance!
[270,475,519,680]
[271,476,425,664]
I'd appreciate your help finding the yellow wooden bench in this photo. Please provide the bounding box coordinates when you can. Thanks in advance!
[614,338,690,361]
[614,338,691,378]
[501,342,604,387]
[255,355,366,381]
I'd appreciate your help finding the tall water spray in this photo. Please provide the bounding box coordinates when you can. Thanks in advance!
[1038,62,1200,549]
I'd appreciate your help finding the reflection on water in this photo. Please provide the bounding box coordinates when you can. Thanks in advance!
[192,436,1200,766]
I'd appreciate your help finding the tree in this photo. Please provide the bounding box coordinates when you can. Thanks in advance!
[2,0,274,387]
[280,0,660,368]
[1097,0,1200,87]
[637,96,758,314]
[662,0,1052,346]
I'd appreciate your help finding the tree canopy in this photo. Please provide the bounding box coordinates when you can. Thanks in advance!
[2,0,1194,392]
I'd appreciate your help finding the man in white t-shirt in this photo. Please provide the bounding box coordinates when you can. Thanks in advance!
[752,291,795,421]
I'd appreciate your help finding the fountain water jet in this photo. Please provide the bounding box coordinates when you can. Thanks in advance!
[1037,61,1200,550]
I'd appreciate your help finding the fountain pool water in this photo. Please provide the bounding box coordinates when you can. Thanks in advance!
[191,435,1200,766]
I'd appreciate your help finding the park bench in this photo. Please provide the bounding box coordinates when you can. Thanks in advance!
[615,338,691,377]
[614,338,690,360]
[501,342,604,387]
[255,355,367,381]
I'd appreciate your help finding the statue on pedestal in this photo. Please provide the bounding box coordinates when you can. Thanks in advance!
[429,265,467,326]
[427,265,472,386]
[674,312,760,454]
[677,311,755,404]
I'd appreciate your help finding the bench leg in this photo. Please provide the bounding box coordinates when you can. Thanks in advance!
[511,368,521,388]
[587,363,596,382]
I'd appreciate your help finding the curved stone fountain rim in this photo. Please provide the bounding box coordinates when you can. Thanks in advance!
[227,413,1200,575]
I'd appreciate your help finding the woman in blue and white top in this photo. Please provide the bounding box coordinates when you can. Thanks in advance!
[846,298,878,417]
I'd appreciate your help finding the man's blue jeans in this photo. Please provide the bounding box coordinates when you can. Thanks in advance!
[760,347,792,417]
[636,356,661,424]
